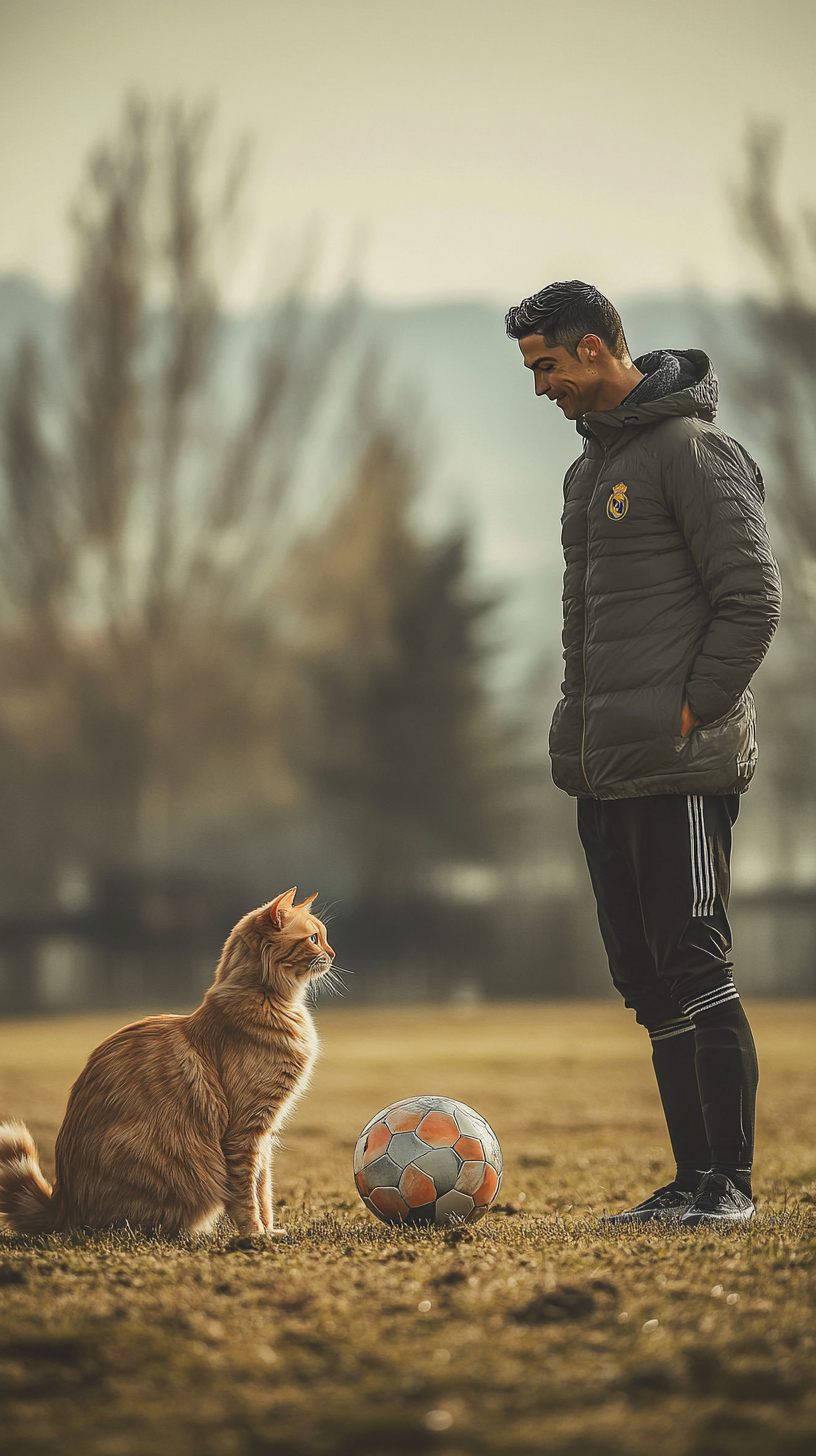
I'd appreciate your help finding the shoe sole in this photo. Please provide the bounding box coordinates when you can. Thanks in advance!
[681,1211,755,1228]
[601,1209,689,1226]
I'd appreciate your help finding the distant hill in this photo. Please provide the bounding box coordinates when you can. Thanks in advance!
[0,274,757,687]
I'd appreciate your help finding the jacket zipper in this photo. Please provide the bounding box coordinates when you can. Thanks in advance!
[580,446,608,797]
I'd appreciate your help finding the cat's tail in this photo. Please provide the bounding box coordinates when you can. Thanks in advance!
[0,1121,56,1233]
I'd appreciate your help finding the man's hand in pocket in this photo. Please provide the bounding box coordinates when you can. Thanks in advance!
[681,702,702,737]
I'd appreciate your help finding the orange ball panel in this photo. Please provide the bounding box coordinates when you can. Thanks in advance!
[473,1163,500,1206]
[416,1111,460,1147]
[369,1187,409,1221]
[453,1136,484,1161]
[386,1107,425,1133]
[455,1160,487,1197]
[362,1122,392,1167]
[400,1163,437,1207]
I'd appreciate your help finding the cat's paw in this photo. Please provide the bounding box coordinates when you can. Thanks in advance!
[229,1227,288,1250]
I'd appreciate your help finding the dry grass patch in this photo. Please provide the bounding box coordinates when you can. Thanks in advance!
[0,1001,814,1455]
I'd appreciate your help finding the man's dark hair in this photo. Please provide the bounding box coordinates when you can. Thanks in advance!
[505,280,629,360]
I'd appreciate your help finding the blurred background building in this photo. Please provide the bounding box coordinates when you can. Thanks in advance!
[0,0,814,1010]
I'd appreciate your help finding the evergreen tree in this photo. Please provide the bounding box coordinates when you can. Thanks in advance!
[293,405,513,896]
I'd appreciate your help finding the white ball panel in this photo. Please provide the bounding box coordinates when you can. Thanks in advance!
[435,1190,475,1224]
[387,1131,430,1168]
[453,1109,483,1140]
[413,1147,460,1193]
[414,1095,458,1113]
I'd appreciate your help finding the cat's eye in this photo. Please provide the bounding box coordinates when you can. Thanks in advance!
[310,932,319,943]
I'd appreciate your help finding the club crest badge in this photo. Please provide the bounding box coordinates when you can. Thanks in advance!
[607,482,629,520]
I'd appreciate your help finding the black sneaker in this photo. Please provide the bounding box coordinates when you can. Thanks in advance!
[681,1172,755,1229]
[602,1183,694,1226]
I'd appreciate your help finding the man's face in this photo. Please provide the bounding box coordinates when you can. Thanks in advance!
[518,333,602,419]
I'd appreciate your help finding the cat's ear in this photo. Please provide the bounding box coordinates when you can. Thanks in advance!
[267,888,297,930]
[293,892,318,911]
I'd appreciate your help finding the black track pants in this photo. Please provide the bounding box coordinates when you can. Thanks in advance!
[577,793,758,1185]
[577,794,740,1028]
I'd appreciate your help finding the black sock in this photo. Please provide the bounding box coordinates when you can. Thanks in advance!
[649,1019,710,1192]
[687,995,758,1199]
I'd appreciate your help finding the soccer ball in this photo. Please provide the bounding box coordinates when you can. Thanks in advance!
[353,1095,502,1226]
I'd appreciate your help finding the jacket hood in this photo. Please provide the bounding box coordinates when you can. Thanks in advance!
[578,348,718,443]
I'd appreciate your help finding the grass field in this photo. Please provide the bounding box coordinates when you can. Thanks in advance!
[0,1001,815,1456]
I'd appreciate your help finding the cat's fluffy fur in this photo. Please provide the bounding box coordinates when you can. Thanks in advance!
[0,888,333,1236]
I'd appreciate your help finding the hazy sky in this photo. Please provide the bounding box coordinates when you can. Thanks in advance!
[1,0,813,304]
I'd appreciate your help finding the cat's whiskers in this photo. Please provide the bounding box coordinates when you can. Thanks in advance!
[308,957,348,1000]
[315,898,342,927]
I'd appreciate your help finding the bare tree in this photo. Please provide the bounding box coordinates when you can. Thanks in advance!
[1,339,69,623]
[0,96,354,904]
[732,121,816,602]
[731,121,816,825]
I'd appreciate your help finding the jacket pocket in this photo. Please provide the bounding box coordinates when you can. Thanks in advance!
[683,691,756,768]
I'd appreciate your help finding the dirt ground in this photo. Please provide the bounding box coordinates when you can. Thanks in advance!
[0,1000,814,1456]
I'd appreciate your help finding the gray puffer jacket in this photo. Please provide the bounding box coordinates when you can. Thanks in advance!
[549,348,782,799]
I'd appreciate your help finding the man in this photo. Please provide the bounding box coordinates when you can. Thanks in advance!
[506,280,781,1226]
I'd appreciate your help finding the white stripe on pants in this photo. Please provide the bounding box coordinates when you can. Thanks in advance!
[687,794,716,917]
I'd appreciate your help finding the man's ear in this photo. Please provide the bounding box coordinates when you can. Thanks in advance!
[577,334,603,365]
[267,887,297,930]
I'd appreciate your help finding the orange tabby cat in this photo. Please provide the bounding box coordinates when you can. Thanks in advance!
[0,888,333,1236]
